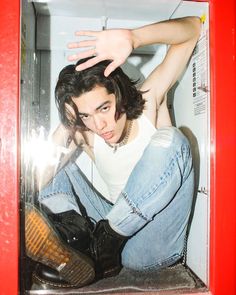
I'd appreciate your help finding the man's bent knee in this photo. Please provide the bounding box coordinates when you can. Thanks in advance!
[151,127,189,149]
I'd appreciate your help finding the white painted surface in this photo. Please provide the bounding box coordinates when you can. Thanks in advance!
[33,0,181,20]
[171,1,210,284]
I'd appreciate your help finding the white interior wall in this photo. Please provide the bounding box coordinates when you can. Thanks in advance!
[171,1,210,284]
[34,0,181,21]
[36,0,210,285]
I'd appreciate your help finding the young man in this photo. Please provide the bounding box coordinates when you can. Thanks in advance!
[25,16,201,288]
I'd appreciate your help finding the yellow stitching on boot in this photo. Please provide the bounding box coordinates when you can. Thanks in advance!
[33,272,76,288]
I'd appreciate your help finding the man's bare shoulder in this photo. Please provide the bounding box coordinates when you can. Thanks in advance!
[83,130,95,148]
[76,130,95,160]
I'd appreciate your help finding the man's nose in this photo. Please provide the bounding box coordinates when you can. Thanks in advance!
[94,115,106,131]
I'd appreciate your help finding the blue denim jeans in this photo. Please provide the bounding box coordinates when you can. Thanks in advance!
[38,127,194,271]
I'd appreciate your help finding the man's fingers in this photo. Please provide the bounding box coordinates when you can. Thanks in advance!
[77,48,97,59]
[67,53,80,61]
[67,48,96,61]
[75,56,103,71]
[75,58,120,75]
[75,30,99,37]
[104,61,119,77]
[67,42,80,49]
[67,40,95,49]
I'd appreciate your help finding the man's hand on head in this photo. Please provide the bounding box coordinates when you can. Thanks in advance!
[67,29,133,77]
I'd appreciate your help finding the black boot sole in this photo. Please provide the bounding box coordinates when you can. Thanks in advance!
[25,204,95,287]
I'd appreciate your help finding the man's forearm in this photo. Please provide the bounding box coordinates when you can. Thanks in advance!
[50,123,74,148]
[131,16,201,49]
[35,124,75,190]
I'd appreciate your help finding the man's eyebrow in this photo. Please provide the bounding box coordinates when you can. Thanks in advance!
[78,100,111,116]
[95,100,111,111]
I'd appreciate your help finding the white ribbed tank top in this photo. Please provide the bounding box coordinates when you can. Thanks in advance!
[93,114,156,204]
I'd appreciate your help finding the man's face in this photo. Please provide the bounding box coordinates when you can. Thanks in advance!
[72,86,126,144]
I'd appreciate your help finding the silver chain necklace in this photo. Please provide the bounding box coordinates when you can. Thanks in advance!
[105,120,133,153]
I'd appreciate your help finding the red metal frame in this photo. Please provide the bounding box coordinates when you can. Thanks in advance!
[0,1,20,295]
[208,0,236,294]
[0,0,235,294]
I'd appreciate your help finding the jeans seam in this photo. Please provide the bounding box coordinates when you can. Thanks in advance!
[39,191,74,201]
[137,253,182,271]
[121,191,149,221]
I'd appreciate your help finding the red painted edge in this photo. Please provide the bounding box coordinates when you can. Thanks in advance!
[0,0,236,295]
[0,0,20,294]
[209,1,236,295]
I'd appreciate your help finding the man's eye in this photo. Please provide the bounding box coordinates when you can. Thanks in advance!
[79,114,89,120]
[101,106,110,112]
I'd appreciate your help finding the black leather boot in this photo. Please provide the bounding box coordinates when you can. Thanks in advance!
[25,204,95,288]
[46,209,94,253]
[32,262,76,289]
[90,220,129,279]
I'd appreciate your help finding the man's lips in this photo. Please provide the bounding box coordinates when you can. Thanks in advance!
[100,131,114,141]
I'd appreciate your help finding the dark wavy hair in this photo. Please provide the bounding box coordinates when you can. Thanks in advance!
[55,57,146,129]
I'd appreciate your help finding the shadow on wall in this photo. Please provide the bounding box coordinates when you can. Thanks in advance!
[179,126,200,242]
[121,59,146,86]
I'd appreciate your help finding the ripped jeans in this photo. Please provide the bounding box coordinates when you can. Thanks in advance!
[38,127,194,271]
